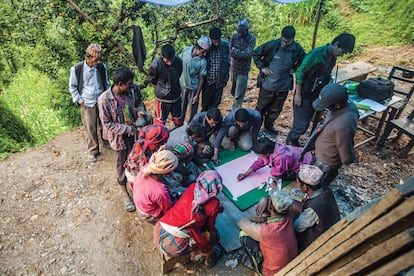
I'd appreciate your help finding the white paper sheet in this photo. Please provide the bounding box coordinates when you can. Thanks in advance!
[215,152,271,199]
[358,99,387,112]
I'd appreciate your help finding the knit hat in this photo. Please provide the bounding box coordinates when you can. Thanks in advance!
[172,142,194,161]
[86,44,102,59]
[269,190,293,214]
[281,26,296,39]
[198,35,212,50]
[312,83,348,111]
[297,165,323,186]
[237,18,249,31]
[332,32,355,54]
[140,150,178,177]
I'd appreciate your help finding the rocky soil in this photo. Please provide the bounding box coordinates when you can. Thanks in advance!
[0,46,413,275]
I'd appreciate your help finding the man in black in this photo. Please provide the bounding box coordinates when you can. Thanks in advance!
[253,26,305,135]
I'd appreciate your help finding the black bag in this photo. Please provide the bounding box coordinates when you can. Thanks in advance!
[357,77,395,104]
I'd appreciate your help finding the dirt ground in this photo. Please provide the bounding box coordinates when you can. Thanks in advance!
[0,46,413,275]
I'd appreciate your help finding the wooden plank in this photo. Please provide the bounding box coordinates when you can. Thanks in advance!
[329,228,414,276]
[335,61,377,83]
[366,248,414,275]
[277,185,412,275]
[303,195,414,275]
[215,193,255,252]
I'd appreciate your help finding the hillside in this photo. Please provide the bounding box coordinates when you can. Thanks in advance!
[0,46,413,275]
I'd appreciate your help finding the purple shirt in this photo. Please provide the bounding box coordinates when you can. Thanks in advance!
[250,143,313,177]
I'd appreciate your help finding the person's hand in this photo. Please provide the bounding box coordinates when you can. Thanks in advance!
[191,95,199,105]
[261,67,273,77]
[202,144,211,154]
[211,153,219,164]
[138,111,144,117]
[237,173,245,181]
[255,197,269,217]
[293,90,302,106]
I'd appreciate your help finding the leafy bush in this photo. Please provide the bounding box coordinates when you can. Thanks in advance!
[0,98,35,159]
[2,67,70,145]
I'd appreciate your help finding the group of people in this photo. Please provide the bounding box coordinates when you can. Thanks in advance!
[68,18,360,274]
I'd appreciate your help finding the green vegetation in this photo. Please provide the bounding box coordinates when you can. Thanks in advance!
[0,0,412,158]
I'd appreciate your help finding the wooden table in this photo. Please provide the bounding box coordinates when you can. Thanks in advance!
[354,95,403,148]
[335,61,377,84]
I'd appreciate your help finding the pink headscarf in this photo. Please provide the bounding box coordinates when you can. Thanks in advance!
[191,170,222,216]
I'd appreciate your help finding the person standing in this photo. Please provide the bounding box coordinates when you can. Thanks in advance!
[179,35,211,124]
[97,66,138,212]
[229,18,256,110]
[253,26,305,135]
[148,44,183,127]
[311,83,359,186]
[69,43,110,162]
[202,27,230,111]
[286,33,355,146]
[293,164,340,252]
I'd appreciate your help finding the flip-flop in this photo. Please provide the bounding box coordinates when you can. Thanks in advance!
[124,199,136,212]
[206,245,224,268]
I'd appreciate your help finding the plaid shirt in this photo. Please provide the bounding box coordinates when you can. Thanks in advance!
[97,87,137,151]
[207,48,221,87]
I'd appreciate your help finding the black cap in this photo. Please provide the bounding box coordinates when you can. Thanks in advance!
[312,83,348,111]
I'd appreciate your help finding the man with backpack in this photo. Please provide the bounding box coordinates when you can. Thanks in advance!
[69,44,110,163]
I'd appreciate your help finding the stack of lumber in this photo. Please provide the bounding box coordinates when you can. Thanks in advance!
[277,177,414,275]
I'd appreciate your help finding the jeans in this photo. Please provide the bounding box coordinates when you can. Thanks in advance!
[230,71,248,109]
[287,97,315,141]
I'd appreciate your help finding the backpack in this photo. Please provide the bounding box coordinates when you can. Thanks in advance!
[357,77,394,104]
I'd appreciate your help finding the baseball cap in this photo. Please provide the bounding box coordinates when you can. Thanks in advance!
[198,35,212,50]
[312,83,348,111]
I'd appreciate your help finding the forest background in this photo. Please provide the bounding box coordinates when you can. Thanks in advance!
[0,0,413,158]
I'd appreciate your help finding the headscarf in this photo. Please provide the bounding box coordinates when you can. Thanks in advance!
[172,142,194,161]
[125,124,169,171]
[191,170,222,215]
[140,150,178,177]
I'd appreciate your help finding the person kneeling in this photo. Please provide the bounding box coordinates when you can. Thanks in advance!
[154,170,223,268]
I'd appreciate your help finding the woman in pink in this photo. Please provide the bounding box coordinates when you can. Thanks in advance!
[237,137,313,182]
[154,170,223,268]
[132,150,178,225]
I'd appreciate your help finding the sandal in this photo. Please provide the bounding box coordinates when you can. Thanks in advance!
[124,199,136,212]
[206,245,224,268]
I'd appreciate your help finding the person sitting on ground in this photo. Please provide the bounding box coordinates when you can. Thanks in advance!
[212,108,262,163]
[238,190,297,276]
[130,83,153,129]
[124,124,169,182]
[293,164,340,252]
[237,137,313,183]
[162,142,201,201]
[132,150,178,225]
[154,170,223,268]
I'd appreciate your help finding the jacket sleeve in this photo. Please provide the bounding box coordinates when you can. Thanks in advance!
[231,35,256,59]
[335,127,356,165]
[147,59,159,85]
[252,40,274,69]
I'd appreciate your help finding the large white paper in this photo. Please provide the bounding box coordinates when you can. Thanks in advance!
[358,99,387,112]
[215,152,271,199]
